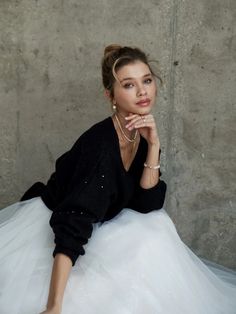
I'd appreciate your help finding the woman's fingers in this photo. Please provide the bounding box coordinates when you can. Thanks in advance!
[124,114,139,125]
[124,113,159,145]
[124,114,139,120]
[126,114,154,130]
[126,116,143,129]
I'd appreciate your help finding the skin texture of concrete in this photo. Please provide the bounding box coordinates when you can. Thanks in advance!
[0,1,235,269]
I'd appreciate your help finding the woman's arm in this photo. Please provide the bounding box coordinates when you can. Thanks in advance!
[140,142,160,189]
[125,113,161,189]
[40,253,72,314]
[41,146,112,312]
[125,113,167,212]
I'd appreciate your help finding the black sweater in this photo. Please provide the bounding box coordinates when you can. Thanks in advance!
[21,116,167,266]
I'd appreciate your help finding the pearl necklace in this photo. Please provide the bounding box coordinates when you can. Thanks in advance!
[114,114,138,143]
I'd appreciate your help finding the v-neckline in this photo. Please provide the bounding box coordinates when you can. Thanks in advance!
[109,116,143,174]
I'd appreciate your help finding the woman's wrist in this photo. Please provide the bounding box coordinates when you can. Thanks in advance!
[147,139,160,149]
[47,299,62,310]
[46,302,62,312]
[144,162,160,170]
[147,142,160,161]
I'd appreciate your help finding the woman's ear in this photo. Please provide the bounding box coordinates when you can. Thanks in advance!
[104,89,112,101]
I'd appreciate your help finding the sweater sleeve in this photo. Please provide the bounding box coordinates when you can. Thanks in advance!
[127,179,167,213]
[127,148,167,213]
[20,133,85,202]
[49,147,112,266]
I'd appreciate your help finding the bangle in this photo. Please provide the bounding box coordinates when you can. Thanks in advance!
[144,162,160,170]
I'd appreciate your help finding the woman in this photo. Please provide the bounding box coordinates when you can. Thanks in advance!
[0,45,236,314]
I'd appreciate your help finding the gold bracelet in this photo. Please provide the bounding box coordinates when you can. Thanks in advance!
[144,162,160,170]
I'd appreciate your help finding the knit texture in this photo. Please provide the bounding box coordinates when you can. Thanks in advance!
[21,117,167,266]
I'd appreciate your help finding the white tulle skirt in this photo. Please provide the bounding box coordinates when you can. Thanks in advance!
[0,197,236,314]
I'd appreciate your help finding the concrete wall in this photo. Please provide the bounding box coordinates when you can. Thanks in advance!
[0,0,235,269]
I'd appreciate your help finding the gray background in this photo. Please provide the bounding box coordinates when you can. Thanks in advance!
[0,0,235,269]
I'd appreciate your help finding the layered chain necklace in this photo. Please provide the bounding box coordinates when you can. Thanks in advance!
[114,114,138,143]
[114,113,139,171]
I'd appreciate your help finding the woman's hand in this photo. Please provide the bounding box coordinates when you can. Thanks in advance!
[39,307,60,314]
[39,311,58,314]
[125,113,160,146]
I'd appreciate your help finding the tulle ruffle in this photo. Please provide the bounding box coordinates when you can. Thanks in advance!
[0,197,236,314]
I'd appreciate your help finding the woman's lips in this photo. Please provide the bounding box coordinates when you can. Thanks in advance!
[136,99,151,107]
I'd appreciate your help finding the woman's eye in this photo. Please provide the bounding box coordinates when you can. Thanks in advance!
[144,78,153,84]
[123,83,134,89]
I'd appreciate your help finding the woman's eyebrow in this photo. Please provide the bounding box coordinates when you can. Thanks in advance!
[120,73,152,83]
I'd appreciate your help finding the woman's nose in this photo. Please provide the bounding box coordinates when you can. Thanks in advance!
[137,85,147,97]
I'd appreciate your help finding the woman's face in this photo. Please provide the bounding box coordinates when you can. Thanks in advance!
[112,61,157,117]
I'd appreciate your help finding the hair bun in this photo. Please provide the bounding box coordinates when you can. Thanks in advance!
[104,44,122,58]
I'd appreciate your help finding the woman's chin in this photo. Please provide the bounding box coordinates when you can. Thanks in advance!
[135,107,152,115]
[120,107,152,116]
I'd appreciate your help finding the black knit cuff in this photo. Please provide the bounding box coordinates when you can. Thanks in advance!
[52,245,84,266]
[20,182,46,201]
[135,179,167,211]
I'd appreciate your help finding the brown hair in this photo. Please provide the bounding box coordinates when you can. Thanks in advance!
[101,44,162,99]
